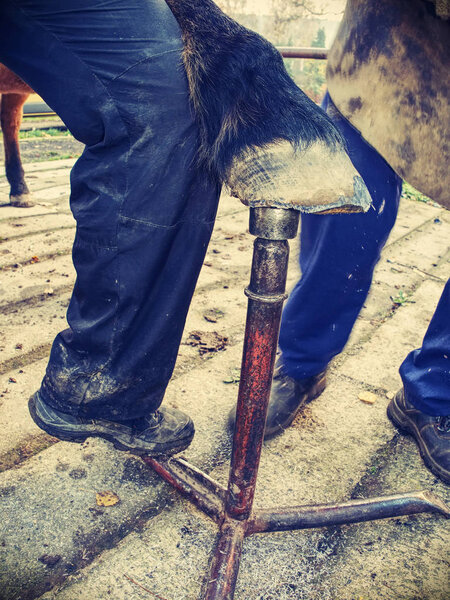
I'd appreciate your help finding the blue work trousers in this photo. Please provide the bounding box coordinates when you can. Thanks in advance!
[0,0,221,420]
[279,94,450,416]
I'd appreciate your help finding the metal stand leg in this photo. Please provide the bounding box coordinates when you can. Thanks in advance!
[142,207,449,600]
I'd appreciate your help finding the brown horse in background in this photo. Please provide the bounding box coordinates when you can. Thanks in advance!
[0,64,33,207]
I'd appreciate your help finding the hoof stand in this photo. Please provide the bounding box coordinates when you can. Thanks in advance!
[143,207,449,600]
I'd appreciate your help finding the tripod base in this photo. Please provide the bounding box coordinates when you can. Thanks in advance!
[143,455,448,599]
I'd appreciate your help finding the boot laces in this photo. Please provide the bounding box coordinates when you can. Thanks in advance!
[144,410,163,429]
[436,415,450,432]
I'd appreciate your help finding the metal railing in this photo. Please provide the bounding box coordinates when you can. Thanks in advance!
[278,46,328,59]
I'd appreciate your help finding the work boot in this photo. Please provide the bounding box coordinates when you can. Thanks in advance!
[387,388,450,485]
[29,392,194,457]
[228,361,327,440]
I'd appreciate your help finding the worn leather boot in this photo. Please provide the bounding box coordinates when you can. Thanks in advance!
[228,362,327,440]
[387,388,450,484]
[29,392,194,457]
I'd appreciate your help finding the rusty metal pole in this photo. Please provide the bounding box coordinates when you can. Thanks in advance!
[248,490,450,533]
[226,207,299,520]
[203,207,299,599]
[278,46,328,59]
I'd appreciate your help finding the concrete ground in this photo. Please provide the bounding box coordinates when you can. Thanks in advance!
[0,154,449,600]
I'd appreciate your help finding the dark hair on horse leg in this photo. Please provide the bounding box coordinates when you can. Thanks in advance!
[165,0,344,180]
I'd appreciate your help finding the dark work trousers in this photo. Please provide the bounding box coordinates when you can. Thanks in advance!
[279,93,450,416]
[0,0,221,420]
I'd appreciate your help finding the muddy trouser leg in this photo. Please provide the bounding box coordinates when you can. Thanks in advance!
[399,279,450,416]
[0,0,221,420]
[278,93,402,380]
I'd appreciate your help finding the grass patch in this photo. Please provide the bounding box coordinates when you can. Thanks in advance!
[402,182,432,204]
[0,128,70,140]
[18,128,70,139]
[390,290,415,306]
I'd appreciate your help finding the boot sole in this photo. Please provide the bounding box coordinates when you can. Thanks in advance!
[29,394,194,457]
[387,397,450,485]
[264,373,327,439]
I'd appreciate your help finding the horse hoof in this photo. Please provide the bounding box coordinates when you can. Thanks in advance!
[226,141,372,215]
[10,194,34,208]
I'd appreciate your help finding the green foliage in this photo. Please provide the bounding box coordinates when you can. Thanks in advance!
[283,58,296,79]
[390,290,415,306]
[301,60,326,100]
[311,26,326,48]
[18,128,69,139]
[401,182,432,204]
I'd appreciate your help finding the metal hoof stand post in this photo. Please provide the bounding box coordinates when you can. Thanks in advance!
[142,207,449,600]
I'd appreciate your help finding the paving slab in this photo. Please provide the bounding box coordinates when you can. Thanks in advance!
[1,157,449,600]
[33,373,449,600]
[0,203,61,220]
[370,213,448,287]
[0,229,74,270]
[0,342,245,600]
[0,359,50,461]
[433,248,450,280]
[0,159,76,177]
[386,197,443,246]
[340,279,446,391]
[21,271,450,599]
[0,295,69,366]
[30,185,70,204]
[0,169,69,190]
[383,213,449,273]
[0,255,74,309]
[0,213,74,240]
[0,440,173,600]
[323,436,450,600]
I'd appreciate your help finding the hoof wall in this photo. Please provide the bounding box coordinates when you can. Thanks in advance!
[226,141,373,214]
